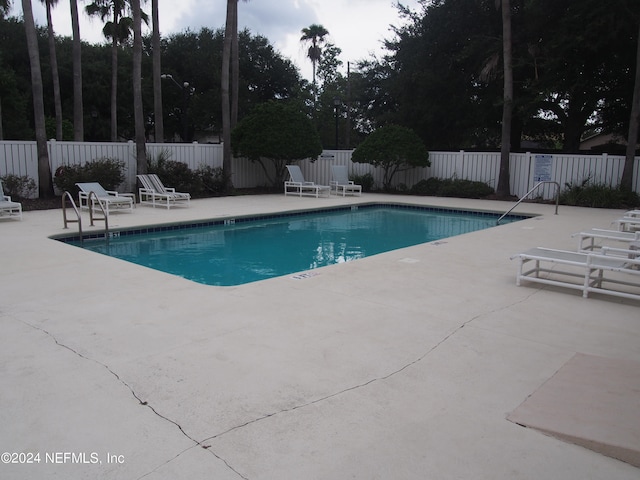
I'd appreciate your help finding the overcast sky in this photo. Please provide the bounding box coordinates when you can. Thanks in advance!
[10,0,422,80]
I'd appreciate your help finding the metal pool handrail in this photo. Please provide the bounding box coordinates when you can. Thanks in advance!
[62,191,83,242]
[497,181,560,225]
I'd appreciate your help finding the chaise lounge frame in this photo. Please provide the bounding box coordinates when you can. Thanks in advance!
[137,174,191,209]
[0,178,22,220]
[284,165,331,198]
[511,247,640,300]
[330,165,362,196]
[572,228,640,253]
[76,182,134,216]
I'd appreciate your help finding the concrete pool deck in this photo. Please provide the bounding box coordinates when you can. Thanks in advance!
[1,193,638,479]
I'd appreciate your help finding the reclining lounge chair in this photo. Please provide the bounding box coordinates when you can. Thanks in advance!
[330,165,362,196]
[615,216,640,232]
[76,182,134,216]
[284,165,331,198]
[573,228,640,253]
[0,179,22,220]
[137,174,191,209]
[511,247,640,300]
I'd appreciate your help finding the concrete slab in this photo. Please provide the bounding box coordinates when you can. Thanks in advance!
[1,194,638,479]
[508,353,640,468]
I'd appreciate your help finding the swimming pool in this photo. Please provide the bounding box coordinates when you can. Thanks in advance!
[61,204,524,286]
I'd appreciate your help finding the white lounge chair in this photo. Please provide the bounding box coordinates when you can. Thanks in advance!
[76,182,134,216]
[573,228,640,253]
[330,165,362,196]
[511,247,640,300]
[137,174,191,209]
[0,179,22,220]
[615,216,640,232]
[284,165,331,198]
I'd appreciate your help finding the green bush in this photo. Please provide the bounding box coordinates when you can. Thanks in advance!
[147,150,228,197]
[149,159,198,194]
[559,179,640,208]
[410,178,494,198]
[351,173,375,192]
[53,157,126,194]
[1,174,37,199]
[196,166,227,196]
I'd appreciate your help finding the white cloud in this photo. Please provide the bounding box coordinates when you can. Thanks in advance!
[10,0,421,80]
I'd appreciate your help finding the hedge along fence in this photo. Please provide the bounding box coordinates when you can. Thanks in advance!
[1,140,639,199]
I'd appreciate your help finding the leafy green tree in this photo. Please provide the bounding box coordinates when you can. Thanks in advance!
[351,124,430,190]
[527,0,639,152]
[159,27,300,142]
[364,0,640,153]
[231,100,322,187]
[0,51,30,139]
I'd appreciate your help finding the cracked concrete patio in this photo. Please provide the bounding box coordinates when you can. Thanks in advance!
[1,193,639,479]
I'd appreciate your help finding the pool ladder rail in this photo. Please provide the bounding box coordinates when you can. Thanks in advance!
[497,181,560,225]
[62,190,109,244]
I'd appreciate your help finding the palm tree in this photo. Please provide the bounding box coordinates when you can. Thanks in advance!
[131,0,146,173]
[69,0,84,140]
[221,0,248,192]
[496,0,513,198]
[42,0,63,140]
[221,0,235,192]
[21,0,53,197]
[151,0,163,142]
[300,24,329,88]
[0,1,11,140]
[86,0,146,141]
[621,19,640,191]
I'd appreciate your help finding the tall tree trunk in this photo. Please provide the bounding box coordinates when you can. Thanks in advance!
[231,0,239,129]
[69,0,83,140]
[132,0,146,173]
[221,0,236,192]
[497,0,513,198]
[622,21,640,191]
[152,0,164,143]
[45,0,63,141]
[22,0,53,197]
[109,11,118,141]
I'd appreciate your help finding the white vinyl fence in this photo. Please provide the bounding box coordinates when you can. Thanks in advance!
[1,140,638,200]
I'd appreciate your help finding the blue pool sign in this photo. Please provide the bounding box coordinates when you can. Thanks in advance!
[534,154,553,182]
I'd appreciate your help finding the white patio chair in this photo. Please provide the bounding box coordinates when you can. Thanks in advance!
[284,165,331,198]
[137,174,190,209]
[511,247,640,300]
[76,182,134,216]
[573,228,640,253]
[330,165,362,196]
[0,179,23,220]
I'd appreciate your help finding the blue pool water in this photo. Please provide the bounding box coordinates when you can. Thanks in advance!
[63,205,523,286]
